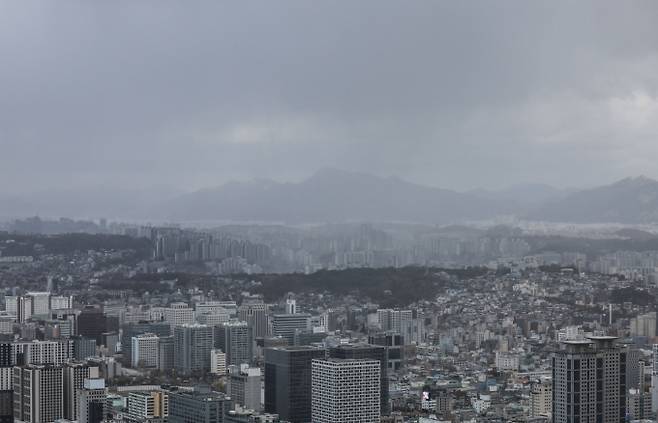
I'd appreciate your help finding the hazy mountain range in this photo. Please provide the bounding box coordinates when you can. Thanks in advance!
[2,170,658,225]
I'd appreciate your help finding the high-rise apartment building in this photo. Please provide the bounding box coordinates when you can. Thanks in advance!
[552,336,626,423]
[311,358,380,423]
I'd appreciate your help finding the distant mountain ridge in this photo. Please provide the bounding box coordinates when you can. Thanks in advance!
[3,171,658,225]
[163,168,515,224]
[527,176,658,223]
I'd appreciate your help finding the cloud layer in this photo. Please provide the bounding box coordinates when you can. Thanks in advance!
[1,1,658,193]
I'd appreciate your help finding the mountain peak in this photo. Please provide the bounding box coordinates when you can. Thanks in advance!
[614,175,658,187]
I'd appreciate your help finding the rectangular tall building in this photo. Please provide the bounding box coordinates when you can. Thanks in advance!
[552,336,626,423]
[238,301,269,338]
[329,344,389,415]
[271,314,310,344]
[131,333,160,368]
[214,321,253,366]
[264,346,325,423]
[63,362,100,421]
[13,364,64,423]
[228,364,261,412]
[173,324,214,375]
[121,321,171,366]
[311,358,380,423]
[78,378,107,423]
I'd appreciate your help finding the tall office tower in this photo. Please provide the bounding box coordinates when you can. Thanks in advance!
[529,379,552,418]
[311,358,380,423]
[627,388,652,421]
[377,309,413,333]
[173,324,214,375]
[368,332,404,371]
[4,297,17,316]
[238,301,269,338]
[377,309,394,331]
[63,362,100,420]
[50,296,73,311]
[131,333,160,368]
[17,296,33,323]
[228,364,262,412]
[0,343,12,423]
[164,302,195,327]
[329,344,389,415]
[651,344,658,413]
[264,346,326,423]
[127,391,169,422]
[100,332,119,355]
[78,378,107,423]
[214,321,254,366]
[158,336,174,372]
[25,292,51,316]
[77,305,112,345]
[285,298,296,315]
[168,388,232,423]
[210,349,227,375]
[73,336,97,361]
[271,313,311,344]
[311,358,381,423]
[552,336,627,423]
[121,321,171,365]
[51,309,79,336]
[13,364,64,423]
[626,348,642,389]
[12,340,75,365]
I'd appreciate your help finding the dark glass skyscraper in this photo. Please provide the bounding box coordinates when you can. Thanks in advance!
[264,346,325,423]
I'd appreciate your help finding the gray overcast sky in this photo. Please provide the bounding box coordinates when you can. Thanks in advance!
[1,1,658,194]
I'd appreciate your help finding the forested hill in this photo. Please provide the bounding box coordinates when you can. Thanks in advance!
[246,266,488,306]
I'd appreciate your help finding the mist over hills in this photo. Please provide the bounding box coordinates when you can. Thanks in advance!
[164,168,513,224]
[527,176,658,224]
[3,170,658,225]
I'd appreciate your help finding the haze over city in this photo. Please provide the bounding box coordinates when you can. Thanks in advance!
[3,3,658,423]
[1,1,658,198]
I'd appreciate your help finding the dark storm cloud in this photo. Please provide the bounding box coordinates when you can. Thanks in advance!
[1,1,658,193]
